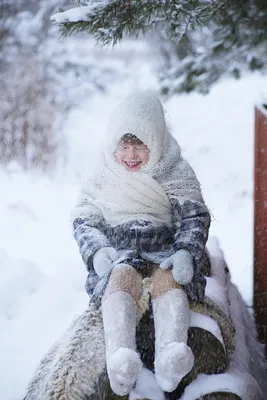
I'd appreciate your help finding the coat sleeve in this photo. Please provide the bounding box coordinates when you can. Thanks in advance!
[72,186,111,272]
[169,159,211,274]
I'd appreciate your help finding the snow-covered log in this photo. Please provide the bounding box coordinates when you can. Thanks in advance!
[24,238,266,400]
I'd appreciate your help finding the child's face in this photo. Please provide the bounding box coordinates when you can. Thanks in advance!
[114,141,150,172]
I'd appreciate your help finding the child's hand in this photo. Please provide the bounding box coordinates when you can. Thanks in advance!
[93,247,119,278]
[159,249,194,285]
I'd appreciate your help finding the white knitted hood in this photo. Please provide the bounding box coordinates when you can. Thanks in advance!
[104,92,170,172]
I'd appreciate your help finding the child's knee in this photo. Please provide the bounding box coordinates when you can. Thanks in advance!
[152,267,182,300]
[103,264,142,303]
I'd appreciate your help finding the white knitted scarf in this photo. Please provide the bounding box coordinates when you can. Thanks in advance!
[75,92,203,228]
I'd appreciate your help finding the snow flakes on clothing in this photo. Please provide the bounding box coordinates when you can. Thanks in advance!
[72,92,204,228]
[72,92,211,301]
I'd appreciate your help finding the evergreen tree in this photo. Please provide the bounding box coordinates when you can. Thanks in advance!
[52,1,267,93]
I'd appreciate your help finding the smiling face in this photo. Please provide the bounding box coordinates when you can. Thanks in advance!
[114,134,150,172]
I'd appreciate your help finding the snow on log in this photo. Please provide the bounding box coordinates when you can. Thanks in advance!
[24,238,266,400]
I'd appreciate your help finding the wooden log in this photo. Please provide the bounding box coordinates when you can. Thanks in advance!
[136,298,231,400]
[24,272,236,400]
[202,393,241,400]
[84,370,127,400]
[160,327,228,400]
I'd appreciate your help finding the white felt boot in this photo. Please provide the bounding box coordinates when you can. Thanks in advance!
[102,291,143,396]
[153,288,194,392]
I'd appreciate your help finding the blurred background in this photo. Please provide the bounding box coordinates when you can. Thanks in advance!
[0,1,267,398]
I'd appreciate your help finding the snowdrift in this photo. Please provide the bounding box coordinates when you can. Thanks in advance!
[24,238,267,400]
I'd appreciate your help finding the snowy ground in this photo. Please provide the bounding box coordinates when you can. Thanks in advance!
[0,37,266,399]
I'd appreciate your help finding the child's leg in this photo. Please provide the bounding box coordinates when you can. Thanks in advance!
[102,264,143,396]
[152,268,194,392]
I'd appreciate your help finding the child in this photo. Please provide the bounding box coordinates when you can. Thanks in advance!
[72,92,211,396]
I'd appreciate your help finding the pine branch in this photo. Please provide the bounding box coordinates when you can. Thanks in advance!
[158,1,267,94]
[52,0,214,45]
[51,0,267,94]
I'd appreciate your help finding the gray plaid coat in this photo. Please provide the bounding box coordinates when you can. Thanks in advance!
[73,197,211,303]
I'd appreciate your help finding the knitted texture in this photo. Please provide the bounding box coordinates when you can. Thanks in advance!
[71,92,204,228]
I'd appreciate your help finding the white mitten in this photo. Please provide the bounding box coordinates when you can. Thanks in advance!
[93,247,119,278]
[159,249,194,285]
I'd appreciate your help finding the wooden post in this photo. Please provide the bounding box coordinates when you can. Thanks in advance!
[254,104,267,354]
